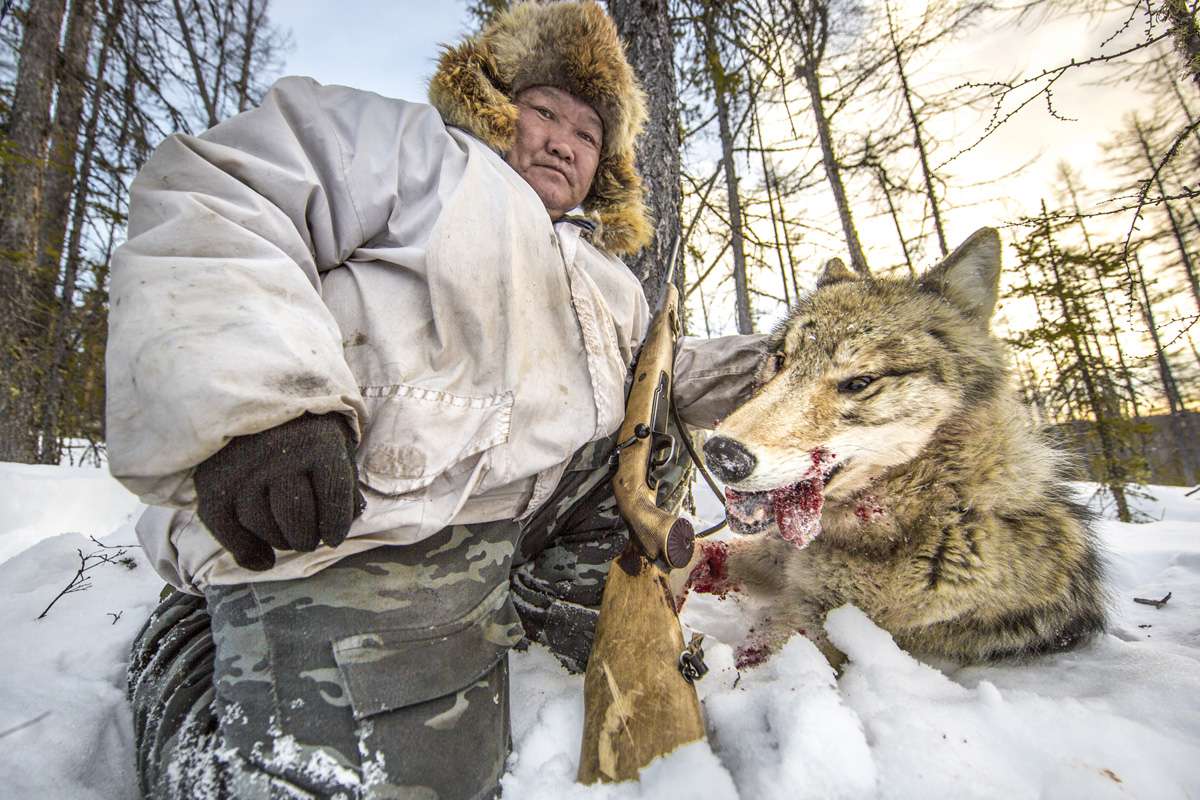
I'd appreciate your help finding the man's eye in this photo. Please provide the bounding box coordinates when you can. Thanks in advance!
[535,106,553,120]
[579,131,598,147]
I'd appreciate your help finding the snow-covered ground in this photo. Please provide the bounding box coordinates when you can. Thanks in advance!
[2,465,1198,799]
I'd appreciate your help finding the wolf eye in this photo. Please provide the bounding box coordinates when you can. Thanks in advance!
[838,375,874,393]
[770,352,786,373]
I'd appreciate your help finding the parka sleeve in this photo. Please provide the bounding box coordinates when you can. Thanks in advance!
[106,76,451,506]
[673,334,769,429]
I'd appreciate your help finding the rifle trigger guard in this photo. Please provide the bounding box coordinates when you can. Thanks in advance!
[679,633,708,683]
[610,424,652,466]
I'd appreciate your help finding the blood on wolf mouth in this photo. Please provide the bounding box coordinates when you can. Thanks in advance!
[723,447,838,549]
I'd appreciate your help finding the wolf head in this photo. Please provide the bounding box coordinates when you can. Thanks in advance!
[705,228,1008,502]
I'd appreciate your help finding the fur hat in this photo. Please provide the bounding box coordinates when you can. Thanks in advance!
[428,1,652,256]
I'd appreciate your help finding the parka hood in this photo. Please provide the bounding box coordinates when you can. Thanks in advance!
[428,0,652,257]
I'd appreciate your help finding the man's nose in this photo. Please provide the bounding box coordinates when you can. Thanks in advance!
[546,131,574,162]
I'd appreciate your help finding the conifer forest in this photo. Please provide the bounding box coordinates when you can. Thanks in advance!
[1,0,1197,522]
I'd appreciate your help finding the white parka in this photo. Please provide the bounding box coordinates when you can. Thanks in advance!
[107,77,763,592]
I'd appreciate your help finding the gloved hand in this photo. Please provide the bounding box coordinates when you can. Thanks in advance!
[194,413,366,571]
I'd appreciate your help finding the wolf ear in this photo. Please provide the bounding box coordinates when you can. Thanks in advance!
[816,257,857,288]
[919,228,1002,325]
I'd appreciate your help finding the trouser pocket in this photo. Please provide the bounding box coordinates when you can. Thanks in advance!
[331,581,520,799]
[331,581,518,717]
[202,521,524,799]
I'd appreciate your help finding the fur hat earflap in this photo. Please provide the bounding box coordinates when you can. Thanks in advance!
[428,1,652,256]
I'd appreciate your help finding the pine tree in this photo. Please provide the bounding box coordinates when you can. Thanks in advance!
[1009,204,1150,520]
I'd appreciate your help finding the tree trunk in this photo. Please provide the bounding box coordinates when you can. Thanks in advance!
[1164,0,1200,91]
[235,0,261,112]
[753,99,792,306]
[793,3,869,274]
[34,0,98,463]
[1016,359,1046,424]
[701,1,753,333]
[209,0,237,114]
[1163,65,1200,154]
[172,0,220,128]
[35,0,96,332]
[1134,251,1196,481]
[1041,202,1131,522]
[885,0,947,257]
[0,0,70,463]
[875,164,916,277]
[1019,257,1074,419]
[1133,118,1200,312]
[1061,170,1142,419]
[1133,253,1186,414]
[39,0,119,464]
[609,0,682,312]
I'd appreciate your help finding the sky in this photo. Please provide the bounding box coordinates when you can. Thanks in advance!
[269,2,1193,372]
[272,2,472,104]
[696,4,1174,333]
[269,2,1160,260]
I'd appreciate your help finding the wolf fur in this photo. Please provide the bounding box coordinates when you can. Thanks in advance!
[687,228,1107,667]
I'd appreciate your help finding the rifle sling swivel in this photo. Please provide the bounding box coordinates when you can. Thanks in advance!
[678,632,709,683]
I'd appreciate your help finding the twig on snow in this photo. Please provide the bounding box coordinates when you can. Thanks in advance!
[0,711,51,740]
[1133,592,1172,608]
[89,535,142,550]
[37,543,134,620]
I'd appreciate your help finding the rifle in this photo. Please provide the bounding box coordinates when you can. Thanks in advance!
[577,238,707,784]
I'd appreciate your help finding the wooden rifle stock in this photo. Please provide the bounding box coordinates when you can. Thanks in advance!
[577,279,706,783]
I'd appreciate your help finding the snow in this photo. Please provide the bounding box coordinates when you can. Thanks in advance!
[0,460,141,564]
[1,467,1198,799]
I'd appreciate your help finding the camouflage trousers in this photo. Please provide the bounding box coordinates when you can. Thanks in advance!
[127,433,691,799]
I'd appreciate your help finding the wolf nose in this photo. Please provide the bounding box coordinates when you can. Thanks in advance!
[703,436,757,483]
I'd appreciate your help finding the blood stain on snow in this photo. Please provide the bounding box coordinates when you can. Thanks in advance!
[687,540,737,599]
[734,640,770,669]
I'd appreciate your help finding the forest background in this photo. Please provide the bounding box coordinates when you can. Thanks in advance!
[0,0,1196,522]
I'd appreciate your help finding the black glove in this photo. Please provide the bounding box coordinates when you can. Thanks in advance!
[194,413,366,571]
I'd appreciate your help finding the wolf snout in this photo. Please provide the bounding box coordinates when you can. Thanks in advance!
[704,436,757,483]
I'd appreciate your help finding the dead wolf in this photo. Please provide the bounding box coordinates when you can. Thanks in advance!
[685,228,1106,668]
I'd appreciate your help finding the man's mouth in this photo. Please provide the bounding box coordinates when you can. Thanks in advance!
[532,163,569,181]
[723,448,840,549]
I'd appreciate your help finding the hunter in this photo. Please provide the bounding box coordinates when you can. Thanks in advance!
[111,2,761,797]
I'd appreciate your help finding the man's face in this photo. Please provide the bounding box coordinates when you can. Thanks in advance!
[505,86,603,220]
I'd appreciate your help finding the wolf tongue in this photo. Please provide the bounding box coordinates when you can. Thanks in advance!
[771,475,824,548]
